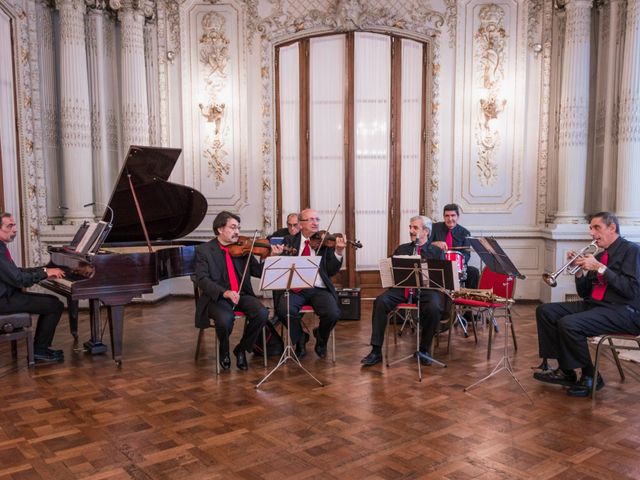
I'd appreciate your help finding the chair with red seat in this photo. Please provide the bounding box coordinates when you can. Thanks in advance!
[453,266,517,359]
[289,305,337,362]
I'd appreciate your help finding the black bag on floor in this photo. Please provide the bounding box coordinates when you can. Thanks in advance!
[254,321,284,357]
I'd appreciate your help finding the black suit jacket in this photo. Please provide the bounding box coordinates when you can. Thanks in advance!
[194,239,264,328]
[0,242,47,298]
[576,237,640,310]
[431,222,472,263]
[393,241,445,261]
[267,227,290,240]
[282,232,343,300]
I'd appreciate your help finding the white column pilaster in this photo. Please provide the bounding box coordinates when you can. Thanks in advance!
[555,0,593,223]
[56,0,93,222]
[616,0,640,222]
[86,7,120,212]
[119,0,149,152]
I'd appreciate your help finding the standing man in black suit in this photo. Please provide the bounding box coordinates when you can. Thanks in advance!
[195,211,282,371]
[431,203,479,289]
[361,215,445,366]
[277,208,345,359]
[0,212,66,364]
[534,212,640,397]
[268,212,300,239]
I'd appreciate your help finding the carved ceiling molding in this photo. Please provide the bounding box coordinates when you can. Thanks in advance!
[257,0,446,230]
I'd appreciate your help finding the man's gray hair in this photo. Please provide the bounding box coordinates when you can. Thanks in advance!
[410,215,432,232]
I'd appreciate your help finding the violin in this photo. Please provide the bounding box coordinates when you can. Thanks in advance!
[309,231,363,251]
[227,236,297,259]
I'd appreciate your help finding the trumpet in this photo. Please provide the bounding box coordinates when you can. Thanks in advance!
[542,240,599,287]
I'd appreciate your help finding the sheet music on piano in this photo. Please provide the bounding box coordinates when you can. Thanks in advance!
[74,221,112,254]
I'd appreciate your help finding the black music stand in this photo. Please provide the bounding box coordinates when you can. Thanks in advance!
[386,256,453,381]
[256,256,323,389]
[464,237,531,402]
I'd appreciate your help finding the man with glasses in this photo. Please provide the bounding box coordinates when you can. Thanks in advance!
[268,213,300,239]
[277,208,345,359]
[0,212,66,364]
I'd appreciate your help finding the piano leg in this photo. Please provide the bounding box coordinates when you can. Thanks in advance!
[68,300,79,340]
[83,299,108,355]
[107,305,124,366]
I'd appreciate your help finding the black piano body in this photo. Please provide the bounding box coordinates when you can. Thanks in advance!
[41,146,207,364]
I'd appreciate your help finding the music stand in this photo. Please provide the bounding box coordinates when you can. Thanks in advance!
[464,237,531,402]
[386,256,452,381]
[255,256,324,389]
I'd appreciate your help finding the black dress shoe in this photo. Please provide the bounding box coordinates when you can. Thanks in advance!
[361,350,382,366]
[533,368,577,387]
[312,328,327,359]
[46,348,64,359]
[219,352,231,370]
[567,374,605,397]
[33,351,64,365]
[416,350,433,366]
[295,341,306,359]
[233,345,248,370]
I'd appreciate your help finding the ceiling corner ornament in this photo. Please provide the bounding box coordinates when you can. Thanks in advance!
[443,0,456,48]
[199,11,231,186]
[474,4,506,187]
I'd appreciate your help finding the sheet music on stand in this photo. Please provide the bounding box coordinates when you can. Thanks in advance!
[378,256,459,291]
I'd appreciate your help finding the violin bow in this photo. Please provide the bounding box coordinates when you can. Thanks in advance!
[316,204,340,251]
[232,230,259,309]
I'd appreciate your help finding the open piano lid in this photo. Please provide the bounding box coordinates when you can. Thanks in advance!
[102,146,208,243]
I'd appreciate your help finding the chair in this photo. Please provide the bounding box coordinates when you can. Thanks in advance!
[0,313,34,366]
[592,333,640,400]
[452,267,517,359]
[194,311,267,374]
[191,277,267,374]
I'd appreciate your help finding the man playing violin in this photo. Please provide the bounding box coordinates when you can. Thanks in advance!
[431,203,479,289]
[268,212,300,239]
[277,208,345,359]
[361,215,445,367]
[534,212,640,397]
[195,211,283,371]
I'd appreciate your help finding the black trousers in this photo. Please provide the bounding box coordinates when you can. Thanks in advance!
[276,288,340,345]
[536,301,640,370]
[370,288,444,351]
[206,295,268,353]
[0,291,64,353]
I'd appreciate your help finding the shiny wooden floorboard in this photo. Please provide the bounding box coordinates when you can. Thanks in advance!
[1,298,640,479]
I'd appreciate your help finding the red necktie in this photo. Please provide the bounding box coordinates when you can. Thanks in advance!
[4,248,12,262]
[292,240,311,293]
[219,245,239,292]
[591,250,608,301]
[405,245,421,301]
[445,229,453,249]
[301,240,311,256]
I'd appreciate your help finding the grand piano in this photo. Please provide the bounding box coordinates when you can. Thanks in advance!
[41,146,207,365]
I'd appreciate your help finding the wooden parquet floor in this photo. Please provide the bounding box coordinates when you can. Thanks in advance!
[1,298,640,479]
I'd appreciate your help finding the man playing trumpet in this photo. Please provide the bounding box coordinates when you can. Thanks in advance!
[534,212,640,397]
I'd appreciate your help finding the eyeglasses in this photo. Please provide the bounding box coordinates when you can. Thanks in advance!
[299,217,320,222]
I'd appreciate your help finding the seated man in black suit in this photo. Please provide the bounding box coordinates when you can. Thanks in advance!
[268,212,300,240]
[0,212,66,364]
[277,208,345,359]
[361,215,445,366]
[534,212,640,397]
[431,203,479,288]
[195,211,282,371]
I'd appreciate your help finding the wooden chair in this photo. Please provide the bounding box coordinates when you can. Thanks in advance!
[299,305,337,362]
[592,333,640,400]
[0,313,34,366]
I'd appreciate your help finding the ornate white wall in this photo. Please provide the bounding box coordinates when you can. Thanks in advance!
[2,0,639,301]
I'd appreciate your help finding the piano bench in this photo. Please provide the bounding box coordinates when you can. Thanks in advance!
[0,313,34,366]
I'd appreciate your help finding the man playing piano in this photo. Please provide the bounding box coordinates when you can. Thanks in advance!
[195,211,282,371]
[0,212,66,364]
